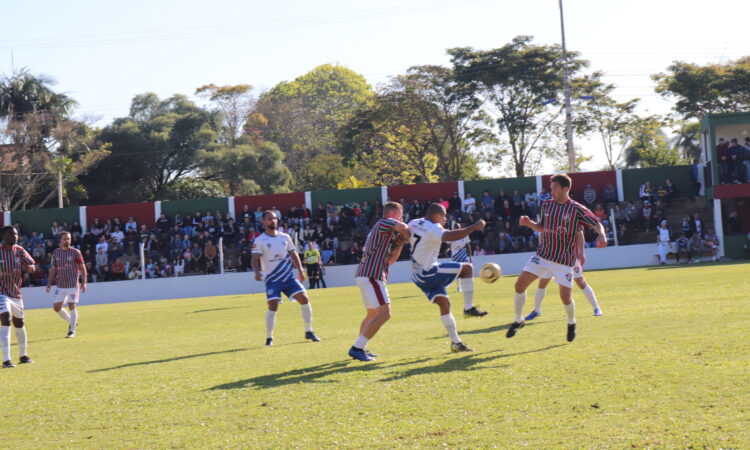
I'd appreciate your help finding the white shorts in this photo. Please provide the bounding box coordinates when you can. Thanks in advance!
[53,288,79,304]
[0,295,24,319]
[522,255,574,288]
[355,277,391,309]
[572,264,583,279]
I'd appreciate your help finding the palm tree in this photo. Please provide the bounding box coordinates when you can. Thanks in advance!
[0,68,77,124]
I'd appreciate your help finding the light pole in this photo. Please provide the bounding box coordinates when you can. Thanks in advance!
[559,0,576,173]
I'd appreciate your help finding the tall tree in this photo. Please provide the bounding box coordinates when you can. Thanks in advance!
[624,116,682,168]
[653,56,750,119]
[195,83,255,146]
[199,140,292,195]
[450,36,589,177]
[248,64,374,189]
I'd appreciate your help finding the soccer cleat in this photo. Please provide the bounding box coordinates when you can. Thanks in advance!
[365,349,379,358]
[506,321,525,338]
[451,342,474,352]
[524,310,541,321]
[348,346,374,361]
[67,329,76,338]
[593,308,603,317]
[464,306,488,318]
[2,360,15,368]
[265,338,273,346]
[19,356,33,364]
[567,323,576,342]
[305,331,320,342]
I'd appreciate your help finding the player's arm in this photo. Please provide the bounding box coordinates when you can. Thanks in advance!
[591,221,607,248]
[288,250,306,283]
[441,220,485,242]
[519,216,544,233]
[576,230,586,266]
[387,233,407,265]
[77,261,88,292]
[46,262,57,293]
[251,254,262,281]
[21,249,35,273]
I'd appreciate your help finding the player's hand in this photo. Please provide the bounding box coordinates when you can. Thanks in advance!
[297,271,307,283]
[473,219,486,231]
[254,271,262,281]
[596,234,607,248]
[519,216,532,227]
[45,285,51,293]
[27,264,36,274]
[81,284,87,293]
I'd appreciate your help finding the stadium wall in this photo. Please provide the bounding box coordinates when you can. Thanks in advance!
[86,202,156,228]
[463,177,537,198]
[10,206,80,236]
[22,243,664,310]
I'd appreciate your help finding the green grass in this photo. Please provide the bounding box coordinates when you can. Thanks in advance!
[5,262,750,448]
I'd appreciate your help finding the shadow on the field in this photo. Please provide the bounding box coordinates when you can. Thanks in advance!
[206,357,433,391]
[189,306,248,314]
[88,348,251,373]
[378,345,565,382]
[391,295,422,300]
[427,321,547,339]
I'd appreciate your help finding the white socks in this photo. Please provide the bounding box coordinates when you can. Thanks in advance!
[265,310,277,339]
[564,301,576,325]
[57,309,71,324]
[440,313,461,343]
[354,335,369,349]
[69,309,78,332]
[15,327,27,357]
[534,288,546,314]
[300,304,313,332]
[0,325,10,362]
[514,292,527,323]
[582,285,600,311]
[461,277,474,310]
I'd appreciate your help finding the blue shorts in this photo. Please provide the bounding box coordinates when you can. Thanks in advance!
[412,262,463,302]
[265,277,306,302]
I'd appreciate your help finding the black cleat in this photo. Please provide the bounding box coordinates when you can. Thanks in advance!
[464,306,488,318]
[66,329,76,338]
[305,331,320,342]
[567,323,576,342]
[2,360,15,368]
[451,341,474,352]
[506,321,525,338]
[19,355,33,364]
[265,338,273,346]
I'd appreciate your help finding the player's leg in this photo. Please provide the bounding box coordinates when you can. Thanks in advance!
[506,269,540,337]
[291,291,319,342]
[0,301,12,367]
[67,302,78,337]
[557,282,577,343]
[433,295,473,352]
[458,263,486,317]
[575,277,602,316]
[265,298,280,346]
[10,300,31,363]
[53,297,71,326]
[526,277,550,320]
[350,278,391,360]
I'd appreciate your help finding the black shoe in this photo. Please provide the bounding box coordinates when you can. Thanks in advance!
[305,331,320,342]
[506,321,525,338]
[67,329,76,338]
[464,306,488,318]
[567,323,576,342]
[19,355,33,364]
[265,338,273,346]
[2,360,15,368]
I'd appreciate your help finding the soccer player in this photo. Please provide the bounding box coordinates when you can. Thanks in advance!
[0,226,36,368]
[349,202,409,362]
[252,211,319,346]
[505,174,607,342]
[408,204,485,352]
[449,235,487,317]
[46,231,87,338]
[524,230,602,320]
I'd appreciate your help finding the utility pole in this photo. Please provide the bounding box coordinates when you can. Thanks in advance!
[58,170,63,208]
[559,0,576,173]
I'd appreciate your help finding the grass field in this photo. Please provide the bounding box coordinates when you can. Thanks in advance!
[5,262,750,448]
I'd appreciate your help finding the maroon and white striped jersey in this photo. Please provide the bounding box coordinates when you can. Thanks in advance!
[0,245,35,299]
[536,199,600,267]
[51,247,84,289]
[355,218,400,281]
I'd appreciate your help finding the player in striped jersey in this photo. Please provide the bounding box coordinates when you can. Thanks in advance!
[252,211,319,346]
[505,174,607,342]
[448,235,487,317]
[0,226,37,368]
[349,202,409,361]
[524,230,603,320]
[46,231,87,338]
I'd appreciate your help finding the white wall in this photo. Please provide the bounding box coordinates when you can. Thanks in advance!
[22,243,667,310]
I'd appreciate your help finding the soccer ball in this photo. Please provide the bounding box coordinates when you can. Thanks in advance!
[479,263,502,283]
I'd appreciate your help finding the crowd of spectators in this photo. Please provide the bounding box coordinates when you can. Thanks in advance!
[12,175,721,288]
[716,137,750,185]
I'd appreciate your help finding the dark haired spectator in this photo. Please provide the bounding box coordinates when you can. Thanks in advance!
[717,138,729,183]
[603,183,618,206]
[674,233,690,263]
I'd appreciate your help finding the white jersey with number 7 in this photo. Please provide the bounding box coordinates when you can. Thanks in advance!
[407,218,445,272]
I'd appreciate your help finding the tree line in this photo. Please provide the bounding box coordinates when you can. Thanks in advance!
[2,35,749,210]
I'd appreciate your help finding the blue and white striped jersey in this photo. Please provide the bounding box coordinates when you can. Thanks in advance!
[252,232,297,283]
[450,236,470,262]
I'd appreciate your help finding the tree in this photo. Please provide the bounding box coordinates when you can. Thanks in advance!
[450,36,589,177]
[624,117,682,168]
[195,83,255,146]
[671,120,702,162]
[157,177,226,200]
[0,69,76,125]
[653,57,750,119]
[199,140,292,195]
[82,94,219,204]
[248,64,374,189]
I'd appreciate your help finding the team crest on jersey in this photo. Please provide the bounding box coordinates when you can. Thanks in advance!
[266,243,271,248]
[563,214,571,222]
[566,273,572,281]
[267,289,274,295]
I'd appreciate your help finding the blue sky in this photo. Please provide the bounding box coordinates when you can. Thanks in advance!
[2,0,747,171]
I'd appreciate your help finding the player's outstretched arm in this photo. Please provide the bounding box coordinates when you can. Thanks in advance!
[441,220,485,242]
[251,254,263,281]
[519,215,544,233]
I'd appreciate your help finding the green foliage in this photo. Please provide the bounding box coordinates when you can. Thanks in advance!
[298,153,354,191]
[156,177,226,200]
[653,57,750,119]
[199,140,292,195]
[4,263,749,447]
[249,64,374,189]
[196,83,255,146]
[671,120,702,162]
[0,68,76,124]
[624,117,683,168]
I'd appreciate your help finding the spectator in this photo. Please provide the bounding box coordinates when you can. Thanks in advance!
[656,220,672,265]
[689,233,703,263]
[717,138,729,183]
[497,232,512,254]
[480,190,493,213]
[111,258,126,280]
[95,247,108,271]
[689,161,701,200]
[537,186,551,203]
[70,221,83,235]
[583,184,597,207]
[91,218,104,236]
[95,235,109,254]
[728,138,745,183]
[174,256,185,276]
[675,233,690,263]
[204,240,218,272]
[692,213,704,237]
[703,228,720,262]
[593,203,606,221]
[125,216,138,232]
[524,188,538,217]
[639,181,653,203]
[448,192,462,217]
[641,201,656,231]
[110,225,125,244]
[51,221,64,240]
[664,179,676,205]
[128,265,140,280]
[463,192,476,214]
[727,211,744,235]
[745,137,750,181]
[602,183,618,206]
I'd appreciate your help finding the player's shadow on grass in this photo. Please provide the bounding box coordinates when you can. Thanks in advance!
[379,345,564,382]
[189,306,248,314]
[207,357,433,391]
[427,321,546,339]
[88,348,251,373]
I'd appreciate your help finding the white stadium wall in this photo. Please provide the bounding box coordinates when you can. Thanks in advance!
[23,243,662,310]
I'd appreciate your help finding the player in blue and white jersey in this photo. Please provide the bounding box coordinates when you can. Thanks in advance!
[449,235,487,317]
[252,211,320,346]
[407,204,485,352]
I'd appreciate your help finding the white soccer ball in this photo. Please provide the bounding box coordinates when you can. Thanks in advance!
[479,263,502,283]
